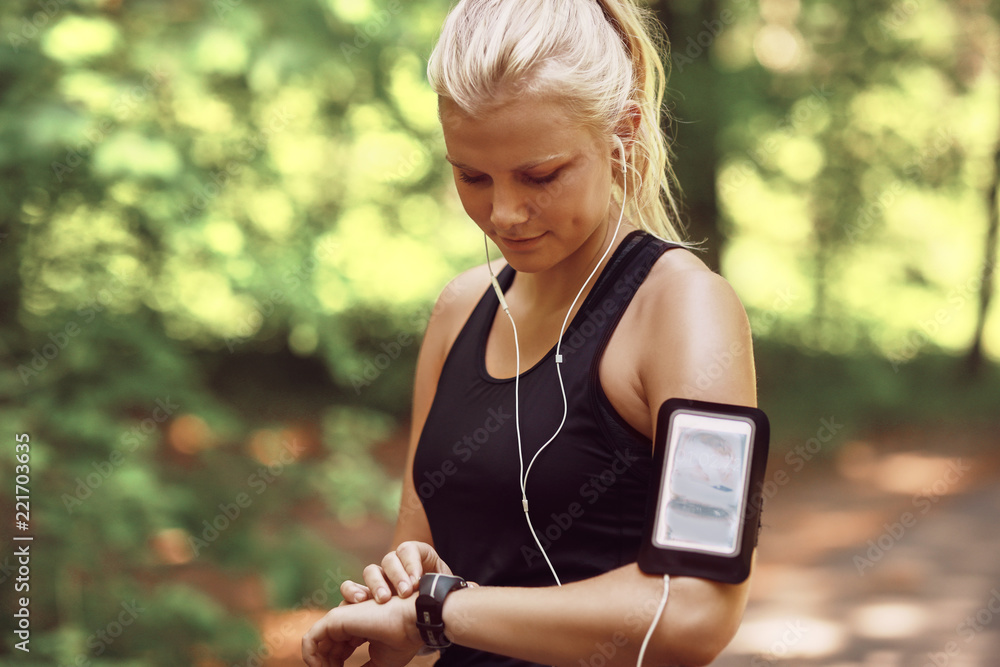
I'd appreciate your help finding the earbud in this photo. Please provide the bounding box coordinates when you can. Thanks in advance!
[613,134,627,176]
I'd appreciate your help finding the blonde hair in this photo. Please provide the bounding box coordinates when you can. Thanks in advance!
[427,0,685,242]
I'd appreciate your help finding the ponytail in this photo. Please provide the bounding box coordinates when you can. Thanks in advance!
[595,0,685,242]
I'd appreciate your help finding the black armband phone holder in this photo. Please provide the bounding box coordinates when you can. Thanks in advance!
[638,398,770,584]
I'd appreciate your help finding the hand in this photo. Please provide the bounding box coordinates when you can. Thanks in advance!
[341,541,454,605]
[302,595,424,667]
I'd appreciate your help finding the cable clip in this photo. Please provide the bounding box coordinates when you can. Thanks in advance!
[490,274,509,313]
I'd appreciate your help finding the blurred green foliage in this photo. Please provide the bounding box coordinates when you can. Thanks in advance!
[0,0,997,663]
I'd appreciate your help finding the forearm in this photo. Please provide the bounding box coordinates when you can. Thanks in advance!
[441,563,750,667]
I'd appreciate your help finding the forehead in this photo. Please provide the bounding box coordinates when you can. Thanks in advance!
[440,95,601,169]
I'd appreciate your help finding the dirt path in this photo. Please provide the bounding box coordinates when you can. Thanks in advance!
[713,424,1000,666]
[270,424,1000,666]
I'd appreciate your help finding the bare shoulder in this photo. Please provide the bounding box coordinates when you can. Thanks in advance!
[639,247,750,329]
[632,246,756,406]
[422,259,502,361]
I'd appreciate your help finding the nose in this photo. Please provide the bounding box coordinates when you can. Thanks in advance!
[489,182,530,230]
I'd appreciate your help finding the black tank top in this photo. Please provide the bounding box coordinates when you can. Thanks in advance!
[413,230,679,666]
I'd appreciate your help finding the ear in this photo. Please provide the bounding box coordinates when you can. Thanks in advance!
[613,101,642,159]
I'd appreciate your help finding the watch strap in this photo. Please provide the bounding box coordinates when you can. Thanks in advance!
[415,573,468,648]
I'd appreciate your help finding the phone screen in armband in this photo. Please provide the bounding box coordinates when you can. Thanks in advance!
[638,398,770,584]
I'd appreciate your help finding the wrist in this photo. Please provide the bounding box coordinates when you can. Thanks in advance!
[440,584,473,645]
[402,592,423,645]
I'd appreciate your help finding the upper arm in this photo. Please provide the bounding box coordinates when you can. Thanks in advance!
[392,265,493,548]
[638,252,756,412]
[637,253,757,663]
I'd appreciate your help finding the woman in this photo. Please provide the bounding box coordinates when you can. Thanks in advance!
[303,0,756,665]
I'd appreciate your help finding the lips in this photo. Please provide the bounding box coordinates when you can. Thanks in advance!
[498,233,545,249]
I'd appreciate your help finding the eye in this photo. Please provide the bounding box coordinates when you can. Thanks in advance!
[457,171,488,185]
[525,170,560,186]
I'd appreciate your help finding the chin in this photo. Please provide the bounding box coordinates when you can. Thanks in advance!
[496,253,548,274]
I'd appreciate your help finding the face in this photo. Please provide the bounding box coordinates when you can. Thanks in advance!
[440,94,617,274]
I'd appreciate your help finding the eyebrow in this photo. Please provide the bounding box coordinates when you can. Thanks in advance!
[445,153,569,173]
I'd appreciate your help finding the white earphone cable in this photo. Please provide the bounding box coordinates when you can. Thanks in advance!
[636,575,670,667]
[521,163,627,499]
[484,136,630,587]
[484,139,668,664]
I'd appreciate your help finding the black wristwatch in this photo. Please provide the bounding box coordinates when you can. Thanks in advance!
[415,573,468,648]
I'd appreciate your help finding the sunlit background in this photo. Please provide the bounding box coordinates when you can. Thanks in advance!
[1,0,998,664]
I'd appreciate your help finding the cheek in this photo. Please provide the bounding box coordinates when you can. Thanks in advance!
[558,167,611,222]
[456,186,490,225]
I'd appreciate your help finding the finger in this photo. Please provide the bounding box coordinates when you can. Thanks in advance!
[340,579,373,604]
[301,624,331,667]
[302,610,356,667]
[392,542,427,591]
[302,632,333,667]
[397,541,453,580]
[361,563,394,603]
[305,637,350,667]
[380,550,415,598]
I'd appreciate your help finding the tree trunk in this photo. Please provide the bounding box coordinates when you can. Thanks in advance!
[654,0,723,272]
[964,138,999,377]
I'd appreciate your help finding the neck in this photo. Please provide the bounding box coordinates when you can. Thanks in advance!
[515,216,636,316]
